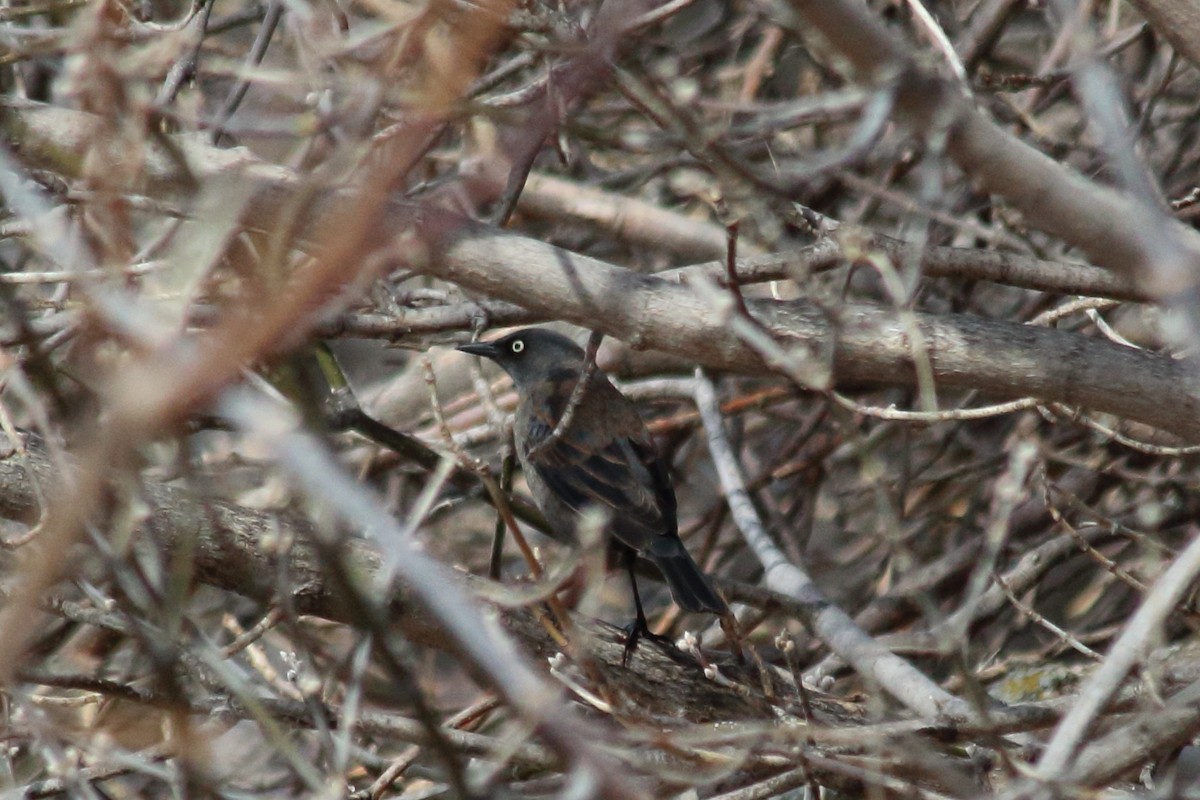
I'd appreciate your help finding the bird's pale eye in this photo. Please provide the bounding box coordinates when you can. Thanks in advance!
[511,339,524,354]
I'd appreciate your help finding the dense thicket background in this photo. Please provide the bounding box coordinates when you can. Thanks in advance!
[4,0,1200,796]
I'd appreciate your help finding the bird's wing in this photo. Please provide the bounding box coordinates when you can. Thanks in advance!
[524,413,676,550]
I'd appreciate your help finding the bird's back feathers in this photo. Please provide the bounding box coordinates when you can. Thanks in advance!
[501,340,726,618]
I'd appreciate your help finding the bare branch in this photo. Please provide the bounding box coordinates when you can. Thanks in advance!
[692,370,973,722]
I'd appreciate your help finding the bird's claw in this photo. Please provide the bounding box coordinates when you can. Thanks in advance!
[620,619,672,667]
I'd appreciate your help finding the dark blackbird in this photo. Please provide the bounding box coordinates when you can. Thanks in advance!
[458,328,727,661]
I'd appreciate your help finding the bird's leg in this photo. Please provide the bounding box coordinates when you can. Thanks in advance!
[621,562,671,667]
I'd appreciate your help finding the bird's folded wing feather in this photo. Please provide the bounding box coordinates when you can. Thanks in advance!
[524,414,675,549]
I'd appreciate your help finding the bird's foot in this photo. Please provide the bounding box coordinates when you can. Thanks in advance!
[620,618,673,667]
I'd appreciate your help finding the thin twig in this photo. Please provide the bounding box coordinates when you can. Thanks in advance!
[525,330,604,460]
[724,220,751,319]
[489,445,515,580]
[422,357,573,649]
[692,368,972,722]
[217,389,647,799]
[208,0,284,144]
[1037,529,1200,775]
[992,571,1101,660]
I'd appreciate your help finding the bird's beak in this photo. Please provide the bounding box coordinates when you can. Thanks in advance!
[456,340,499,360]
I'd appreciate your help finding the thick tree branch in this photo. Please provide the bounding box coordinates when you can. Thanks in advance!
[785,0,1200,298]
[4,101,1195,440]
[1123,0,1200,72]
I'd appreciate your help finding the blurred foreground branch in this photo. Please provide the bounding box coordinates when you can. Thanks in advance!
[0,433,774,724]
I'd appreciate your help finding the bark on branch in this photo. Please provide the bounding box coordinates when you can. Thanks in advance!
[5,101,1199,441]
[0,435,784,725]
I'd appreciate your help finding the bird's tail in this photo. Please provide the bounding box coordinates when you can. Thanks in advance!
[646,539,728,615]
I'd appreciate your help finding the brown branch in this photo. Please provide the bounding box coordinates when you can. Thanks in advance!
[1038,532,1200,775]
[4,102,1196,443]
[785,0,1200,298]
[412,237,1200,440]
[0,434,775,725]
[692,371,972,723]
[2,100,1147,305]
[518,172,743,262]
[1123,0,1200,73]
[1064,677,1200,788]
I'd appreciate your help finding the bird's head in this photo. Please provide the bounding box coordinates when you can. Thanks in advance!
[456,328,587,388]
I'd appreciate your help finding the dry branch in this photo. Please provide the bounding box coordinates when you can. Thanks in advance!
[786,0,1200,297]
[4,101,1198,440]
[0,433,774,724]
[5,0,1200,795]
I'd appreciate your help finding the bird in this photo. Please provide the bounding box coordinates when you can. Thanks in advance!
[457,327,728,664]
